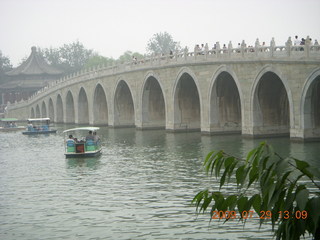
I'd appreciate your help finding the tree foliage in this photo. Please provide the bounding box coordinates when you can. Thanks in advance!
[84,54,115,69]
[0,51,13,83]
[193,142,320,239]
[146,32,181,55]
[38,40,94,73]
[117,50,144,64]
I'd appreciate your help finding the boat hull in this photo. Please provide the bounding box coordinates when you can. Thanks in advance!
[65,149,102,158]
[0,127,25,132]
[22,130,57,135]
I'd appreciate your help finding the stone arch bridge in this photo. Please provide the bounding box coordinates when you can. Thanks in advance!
[6,39,320,141]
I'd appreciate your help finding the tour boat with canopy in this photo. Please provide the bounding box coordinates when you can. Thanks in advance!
[0,118,25,132]
[22,117,57,135]
[63,127,102,158]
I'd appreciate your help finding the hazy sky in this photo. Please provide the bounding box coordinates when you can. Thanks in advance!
[1,0,320,66]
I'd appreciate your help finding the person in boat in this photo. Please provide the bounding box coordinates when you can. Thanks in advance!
[93,131,100,142]
[27,121,33,131]
[86,131,95,141]
[66,135,75,144]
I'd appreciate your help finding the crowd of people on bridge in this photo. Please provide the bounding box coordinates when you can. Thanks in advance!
[131,35,319,64]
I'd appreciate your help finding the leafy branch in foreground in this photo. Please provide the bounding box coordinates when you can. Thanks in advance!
[192,142,320,240]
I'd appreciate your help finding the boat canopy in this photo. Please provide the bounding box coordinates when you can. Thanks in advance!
[0,118,19,122]
[27,118,51,122]
[63,127,100,133]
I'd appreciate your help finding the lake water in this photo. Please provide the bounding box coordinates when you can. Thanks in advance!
[0,125,319,240]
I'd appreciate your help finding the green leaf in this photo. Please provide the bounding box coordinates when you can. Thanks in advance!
[219,166,229,190]
[224,195,237,210]
[294,159,309,171]
[237,196,248,213]
[296,188,309,210]
[248,166,258,188]
[251,194,261,213]
[236,165,245,186]
[224,156,234,168]
[215,153,225,178]
[307,167,320,180]
[307,197,320,231]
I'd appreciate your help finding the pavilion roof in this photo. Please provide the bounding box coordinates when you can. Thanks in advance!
[5,46,63,76]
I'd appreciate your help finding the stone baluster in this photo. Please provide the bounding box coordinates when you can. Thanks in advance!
[204,43,209,59]
[194,45,198,59]
[286,37,292,57]
[228,41,233,57]
[270,37,275,57]
[241,40,246,57]
[305,36,311,58]
[184,46,188,60]
[255,38,260,57]
[216,42,221,57]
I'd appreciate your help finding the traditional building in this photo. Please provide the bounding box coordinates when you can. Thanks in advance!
[0,46,63,105]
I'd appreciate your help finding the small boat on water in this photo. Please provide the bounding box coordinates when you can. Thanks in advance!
[22,118,57,135]
[0,118,25,132]
[63,127,102,158]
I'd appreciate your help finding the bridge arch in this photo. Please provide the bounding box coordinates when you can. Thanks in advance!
[78,87,89,124]
[30,107,35,118]
[35,104,40,118]
[301,68,320,139]
[41,101,47,118]
[173,67,201,131]
[113,79,135,127]
[140,72,166,129]
[66,90,75,123]
[251,65,293,136]
[93,83,108,125]
[209,66,242,134]
[48,98,54,121]
[56,94,63,123]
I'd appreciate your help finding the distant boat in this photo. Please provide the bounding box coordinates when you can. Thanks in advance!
[22,118,57,135]
[63,127,102,158]
[0,118,25,132]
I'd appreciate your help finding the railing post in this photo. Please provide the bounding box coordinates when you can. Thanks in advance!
[286,37,292,57]
[194,45,198,60]
[270,37,275,57]
[305,36,311,58]
[216,42,221,57]
[255,38,260,57]
[204,43,209,59]
[241,40,246,57]
[228,41,233,57]
[184,46,188,61]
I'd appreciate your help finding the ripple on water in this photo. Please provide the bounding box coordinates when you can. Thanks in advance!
[0,127,318,239]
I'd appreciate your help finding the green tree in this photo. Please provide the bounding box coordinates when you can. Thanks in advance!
[193,142,320,239]
[117,50,144,64]
[84,54,116,69]
[146,32,181,55]
[39,40,94,73]
[0,51,12,84]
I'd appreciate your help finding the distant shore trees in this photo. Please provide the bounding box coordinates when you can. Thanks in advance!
[146,32,181,55]
[2,32,181,75]
[0,51,13,84]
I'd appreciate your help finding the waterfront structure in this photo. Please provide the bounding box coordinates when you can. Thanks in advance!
[5,38,320,141]
[0,46,63,105]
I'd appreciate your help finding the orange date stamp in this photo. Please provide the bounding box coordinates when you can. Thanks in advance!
[212,210,308,220]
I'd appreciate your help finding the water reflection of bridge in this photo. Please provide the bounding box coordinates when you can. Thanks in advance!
[6,38,320,141]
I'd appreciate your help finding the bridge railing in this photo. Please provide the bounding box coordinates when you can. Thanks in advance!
[7,37,320,110]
